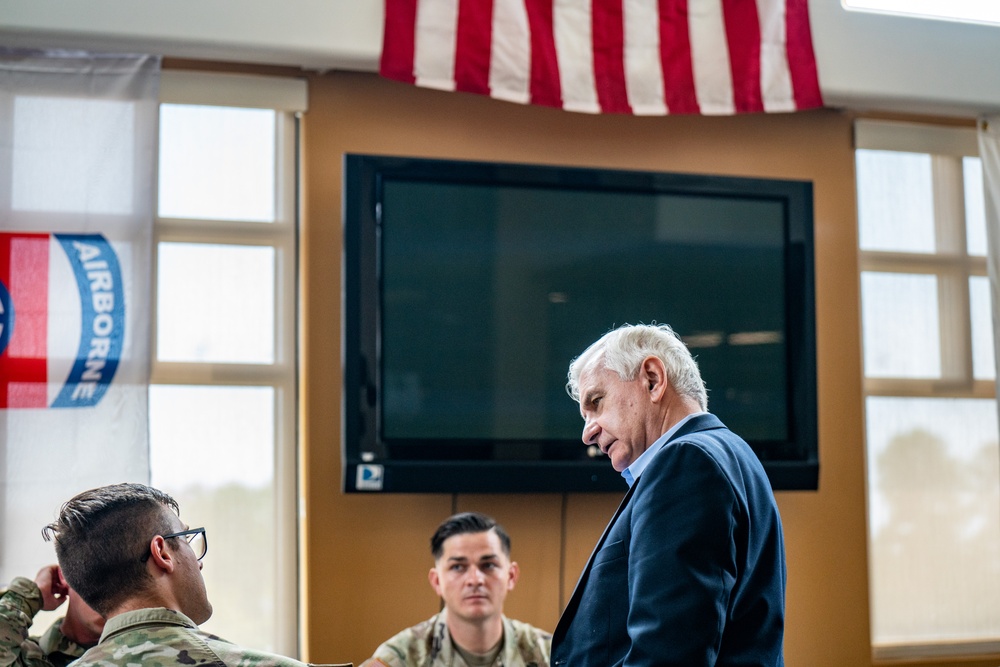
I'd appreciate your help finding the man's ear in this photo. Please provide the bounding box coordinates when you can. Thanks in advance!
[641,356,668,403]
[428,567,442,596]
[507,561,520,590]
[147,535,176,574]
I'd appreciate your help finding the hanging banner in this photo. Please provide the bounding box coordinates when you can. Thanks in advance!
[0,51,159,585]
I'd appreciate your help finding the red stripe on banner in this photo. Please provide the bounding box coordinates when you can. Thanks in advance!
[785,0,823,109]
[0,234,49,408]
[525,0,562,108]
[380,0,418,84]
[592,0,632,113]
[455,0,494,95]
[658,0,700,114]
[722,0,764,113]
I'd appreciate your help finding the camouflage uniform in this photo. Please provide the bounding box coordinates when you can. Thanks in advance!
[73,607,313,667]
[0,577,89,667]
[360,610,550,667]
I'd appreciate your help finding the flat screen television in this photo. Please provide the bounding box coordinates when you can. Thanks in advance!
[342,154,818,493]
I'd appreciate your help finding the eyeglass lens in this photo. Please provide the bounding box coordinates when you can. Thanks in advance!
[187,530,207,560]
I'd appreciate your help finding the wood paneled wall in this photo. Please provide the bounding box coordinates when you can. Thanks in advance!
[298,70,997,667]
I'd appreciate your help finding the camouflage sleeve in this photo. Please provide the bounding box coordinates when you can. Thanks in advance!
[504,617,551,667]
[0,578,53,667]
[358,650,401,667]
[357,631,420,667]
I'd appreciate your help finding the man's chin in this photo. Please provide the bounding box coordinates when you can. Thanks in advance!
[606,444,629,472]
[457,602,493,617]
[193,604,213,626]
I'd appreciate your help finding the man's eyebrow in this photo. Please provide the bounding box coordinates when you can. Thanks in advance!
[446,556,470,562]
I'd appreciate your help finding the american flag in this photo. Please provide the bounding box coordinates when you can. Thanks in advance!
[380,0,823,115]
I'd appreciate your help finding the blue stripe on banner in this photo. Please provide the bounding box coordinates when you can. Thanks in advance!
[0,279,13,357]
[51,234,125,408]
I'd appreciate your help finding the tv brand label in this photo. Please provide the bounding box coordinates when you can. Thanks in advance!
[0,232,125,409]
[356,464,384,490]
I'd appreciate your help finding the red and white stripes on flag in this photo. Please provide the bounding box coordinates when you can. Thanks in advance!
[380,0,823,115]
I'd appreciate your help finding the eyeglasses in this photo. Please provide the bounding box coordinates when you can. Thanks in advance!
[161,527,208,561]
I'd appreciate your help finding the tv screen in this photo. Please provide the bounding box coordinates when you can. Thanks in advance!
[343,154,817,493]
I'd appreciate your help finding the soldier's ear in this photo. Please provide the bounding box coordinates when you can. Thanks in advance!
[148,535,176,573]
[428,567,442,596]
[507,561,520,590]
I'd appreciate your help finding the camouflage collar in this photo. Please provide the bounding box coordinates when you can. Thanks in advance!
[101,607,197,643]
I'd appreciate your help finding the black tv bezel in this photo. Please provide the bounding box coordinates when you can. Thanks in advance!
[342,154,818,493]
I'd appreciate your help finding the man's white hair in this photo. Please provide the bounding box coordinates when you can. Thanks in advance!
[566,323,708,411]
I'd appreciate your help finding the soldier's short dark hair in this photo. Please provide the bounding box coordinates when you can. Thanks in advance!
[430,512,511,560]
[43,483,180,617]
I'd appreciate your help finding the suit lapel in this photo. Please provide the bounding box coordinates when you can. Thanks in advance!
[588,482,638,567]
[553,481,638,641]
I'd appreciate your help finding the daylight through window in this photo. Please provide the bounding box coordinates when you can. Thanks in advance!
[855,120,1000,661]
[151,71,304,656]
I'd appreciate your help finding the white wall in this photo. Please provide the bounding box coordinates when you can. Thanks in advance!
[810,1,1000,116]
[0,0,383,71]
[1,0,999,117]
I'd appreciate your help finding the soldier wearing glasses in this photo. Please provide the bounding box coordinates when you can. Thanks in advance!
[42,483,345,667]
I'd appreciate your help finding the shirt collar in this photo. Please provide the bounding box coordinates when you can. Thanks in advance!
[100,607,197,643]
[622,412,707,487]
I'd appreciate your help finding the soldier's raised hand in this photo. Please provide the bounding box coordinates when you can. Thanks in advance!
[34,564,69,611]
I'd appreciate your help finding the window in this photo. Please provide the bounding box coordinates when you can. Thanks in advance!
[151,71,305,655]
[856,120,1000,660]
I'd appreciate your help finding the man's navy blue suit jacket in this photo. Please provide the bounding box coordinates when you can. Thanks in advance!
[551,413,786,667]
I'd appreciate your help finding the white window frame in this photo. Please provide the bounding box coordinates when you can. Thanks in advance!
[153,70,305,657]
[856,120,988,399]
[855,119,999,661]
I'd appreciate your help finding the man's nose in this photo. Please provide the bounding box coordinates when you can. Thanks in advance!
[467,567,486,585]
[582,418,599,445]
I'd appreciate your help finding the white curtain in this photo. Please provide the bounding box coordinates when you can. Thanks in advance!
[0,51,158,584]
